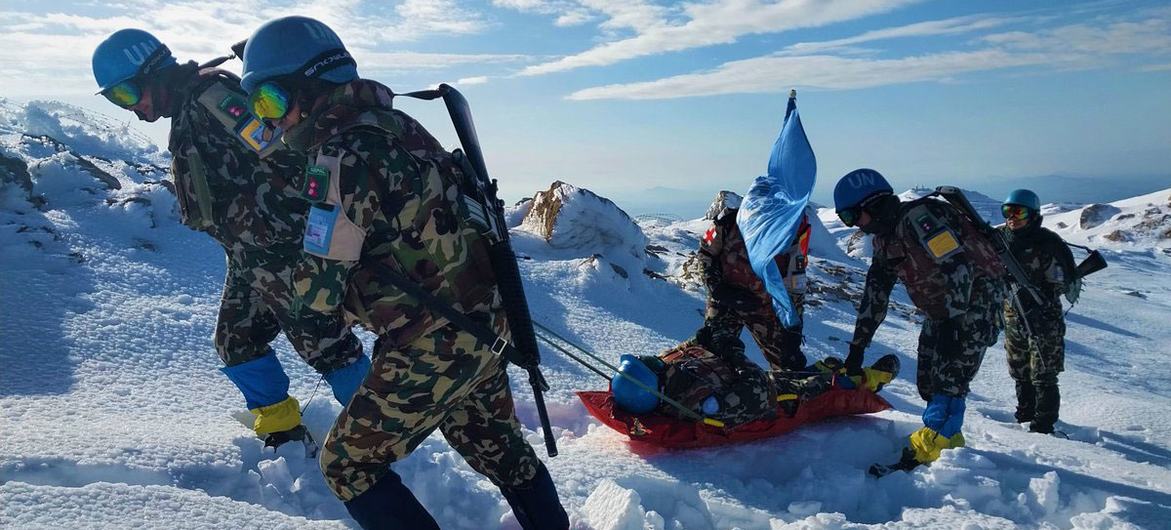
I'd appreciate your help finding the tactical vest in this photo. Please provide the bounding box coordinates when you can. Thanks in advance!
[300,117,501,345]
[876,198,1004,318]
[172,70,283,233]
[658,344,777,428]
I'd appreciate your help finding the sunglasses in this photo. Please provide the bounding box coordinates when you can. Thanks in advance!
[249,81,292,122]
[102,80,142,108]
[1002,205,1031,221]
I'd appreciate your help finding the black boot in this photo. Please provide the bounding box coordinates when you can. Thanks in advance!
[344,469,440,530]
[778,328,807,371]
[1013,380,1035,424]
[1030,380,1060,434]
[500,462,569,530]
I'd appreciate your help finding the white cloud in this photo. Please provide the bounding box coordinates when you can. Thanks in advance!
[519,0,922,76]
[566,8,1171,100]
[566,50,1049,100]
[359,51,528,71]
[782,14,1023,55]
[455,75,490,85]
[0,0,501,97]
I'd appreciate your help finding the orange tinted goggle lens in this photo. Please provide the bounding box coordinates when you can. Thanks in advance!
[1002,205,1031,220]
[249,82,290,120]
[103,82,141,108]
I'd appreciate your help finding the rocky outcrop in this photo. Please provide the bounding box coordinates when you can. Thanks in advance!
[703,190,742,221]
[520,181,647,261]
[1080,203,1121,230]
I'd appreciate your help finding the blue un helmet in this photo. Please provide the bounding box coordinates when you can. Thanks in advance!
[92,29,178,92]
[240,16,358,94]
[611,354,660,414]
[833,168,894,227]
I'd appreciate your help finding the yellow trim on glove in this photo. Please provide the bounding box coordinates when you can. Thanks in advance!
[862,367,894,392]
[250,396,301,435]
[908,426,965,464]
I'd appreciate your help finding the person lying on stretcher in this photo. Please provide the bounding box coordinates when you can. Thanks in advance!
[611,325,901,430]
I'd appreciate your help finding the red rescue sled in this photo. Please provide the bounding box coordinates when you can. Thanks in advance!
[577,388,891,449]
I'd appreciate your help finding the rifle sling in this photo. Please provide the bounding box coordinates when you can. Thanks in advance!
[377,264,522,366]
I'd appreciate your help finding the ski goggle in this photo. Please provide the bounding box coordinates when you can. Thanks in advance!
[102,81,142,108]
[1001,204,1032,221]
[837,192,891,227]
[837,206,862,227]
[249,81,292,121]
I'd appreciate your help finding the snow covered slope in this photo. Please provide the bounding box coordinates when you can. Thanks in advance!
[3,101,1170,529]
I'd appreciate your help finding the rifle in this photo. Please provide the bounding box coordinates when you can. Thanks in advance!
[935,186,1043,305]
[398,85,558,457]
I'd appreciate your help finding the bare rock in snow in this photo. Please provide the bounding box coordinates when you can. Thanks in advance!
[520,180,647,261]
[1080,203,1121,230]
[703,190,742,221]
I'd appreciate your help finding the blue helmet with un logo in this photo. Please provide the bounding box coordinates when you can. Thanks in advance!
[833,168,894,212]
[240,16,359,94]
[92,29,178,92]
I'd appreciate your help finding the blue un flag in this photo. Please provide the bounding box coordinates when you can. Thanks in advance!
[736,94,816,329]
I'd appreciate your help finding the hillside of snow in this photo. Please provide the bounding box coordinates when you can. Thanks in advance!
[3,101,1171,529]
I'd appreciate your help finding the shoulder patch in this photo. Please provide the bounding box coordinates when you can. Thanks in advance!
[302,165,330,202]
[925,229,961,259]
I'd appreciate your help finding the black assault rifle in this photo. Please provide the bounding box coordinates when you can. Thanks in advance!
[394,85,558,457]
[935,186,1044,336]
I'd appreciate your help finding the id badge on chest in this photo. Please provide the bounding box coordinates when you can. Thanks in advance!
[304,203,340,255]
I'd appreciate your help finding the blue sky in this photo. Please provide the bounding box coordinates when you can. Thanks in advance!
[2,0,1169,214]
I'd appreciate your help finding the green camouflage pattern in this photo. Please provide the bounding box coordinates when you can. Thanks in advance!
[1001,220,1075,431]
[850,198,1006,400]
[285,79,541,501]
[915,276,1005,399]
[282,80,501,350]
[167,69,362,372]
[851,198,1005,350]
[698,209,807,370]
[320,324,538,501]
[655,343,777,429]
[215,250,363,372]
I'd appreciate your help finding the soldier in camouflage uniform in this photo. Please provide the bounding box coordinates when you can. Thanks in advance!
[614,329,901,429]
[832,169,1007,471]
[239,17,567,530]
[696,196,811,371]
[1000,190,1077,435]
[91,29,368,446]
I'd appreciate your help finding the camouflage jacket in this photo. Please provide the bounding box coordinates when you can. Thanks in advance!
[1001,220,1076,311]
[168,68,307,258]
[698,208,809,298]
[657,343,776,428]
[852,198,1004,349]
[284,79,502,348]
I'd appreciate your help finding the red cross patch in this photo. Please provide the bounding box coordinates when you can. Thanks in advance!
[702,226,717,245]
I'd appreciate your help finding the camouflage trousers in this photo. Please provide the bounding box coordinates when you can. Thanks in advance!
[915,276,1005,401]
[657,344,776,429]
[771,371,833,402]
[1004,302,1065,382]
[215,250,363,373]
[319,324,540,501]
[703,292,807,371]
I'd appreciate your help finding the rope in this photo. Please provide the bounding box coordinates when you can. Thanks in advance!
[299,375,325,415]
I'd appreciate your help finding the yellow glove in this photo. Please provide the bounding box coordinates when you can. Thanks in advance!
[908,427,966,464]
[250,396,301,435]
[862,367,894,392]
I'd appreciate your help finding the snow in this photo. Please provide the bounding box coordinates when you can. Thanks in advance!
[3,100,1171,529]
